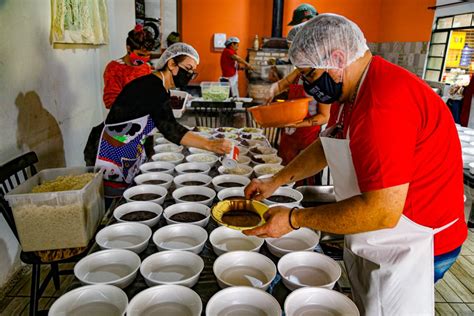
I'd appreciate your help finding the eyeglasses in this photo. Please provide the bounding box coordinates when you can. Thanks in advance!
[178,65,199,80]
[300,68,316,84]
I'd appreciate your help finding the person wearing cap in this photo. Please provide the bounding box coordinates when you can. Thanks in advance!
[166,31,181,48]
[244,14,467,315]
[288,3,318,26]
[86,43,233,198]
[102,25,156,109]
[220,37,254,97]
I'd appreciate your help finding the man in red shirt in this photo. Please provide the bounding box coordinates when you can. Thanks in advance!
[220,37,253,97]
[102,25,156,109]
[244,14,467,315]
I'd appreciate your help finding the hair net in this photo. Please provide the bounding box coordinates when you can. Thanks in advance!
[155,42,200,70]
[286,21,307,45]
[225,37,240,47]
[289,14,369,69]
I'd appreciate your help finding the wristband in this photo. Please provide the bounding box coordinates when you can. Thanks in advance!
[289,207,300,230]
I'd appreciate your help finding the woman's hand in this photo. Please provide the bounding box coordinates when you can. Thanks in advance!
[264,82,280,104]
[244,177,280,201]
[208,138,233,154]
[243,206,293,238]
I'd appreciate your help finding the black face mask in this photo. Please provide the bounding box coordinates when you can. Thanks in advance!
[172,67,194,89]
[303,71,343,104]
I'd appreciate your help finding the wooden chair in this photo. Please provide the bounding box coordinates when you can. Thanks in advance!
[191,101,237,128]
[0,152,88,315]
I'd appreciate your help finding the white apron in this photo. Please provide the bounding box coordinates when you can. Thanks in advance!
[228,73,239,98]
[320,108,456,315]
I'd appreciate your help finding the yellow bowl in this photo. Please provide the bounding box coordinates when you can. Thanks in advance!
[211,200,268,230]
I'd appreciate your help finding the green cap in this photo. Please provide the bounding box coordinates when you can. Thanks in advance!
[288,3,318,26]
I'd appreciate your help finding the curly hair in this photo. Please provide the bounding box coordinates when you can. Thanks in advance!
[126,25,156,51]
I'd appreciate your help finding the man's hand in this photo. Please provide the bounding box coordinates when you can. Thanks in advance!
[244,177,280,201]
[243,206,293,238]
[264,82,280,104]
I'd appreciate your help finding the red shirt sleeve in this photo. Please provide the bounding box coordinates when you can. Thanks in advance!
[349,89,419,192]
[103,62,123,109]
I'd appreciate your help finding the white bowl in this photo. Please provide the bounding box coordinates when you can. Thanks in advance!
[209,226,264,256]
[218,164,253,178]
[172,186,216,206]
[215,126,239,133]
[173,173,212,188]
[123,185,167,205]
[152,152,185,165]
[113,201,163,227]
[139,161,175,174]
[258,174,295,188]
[265,228,320,257]
[236,155,251,165]
[236,146,249,156]
[140,250,204,287]
[213,251,277,290]
[134,172,174,189]
[241,139,269,148]
[175,162,211,175]
[278,251,341,290]
[126,285,202,316]
[74,249,141,289]
[253,163,284,178]
[217,187,245,201]
[285,287,359,316]
[239,127,264,134]
[193,126,214,134]
[154,143,184,153]
[163,202,211,227]
[464,129,474,135]
[186,153,219,168]
[212,174,251,192]
[251,154,283,165]
[153,132,164,139]
[96,222,152,254]
[188,147,213,155]
[463,155,474,168]
[469,161,474,174]
[155,137,172,145]
[263,187,303,206]
[152,223,208,253]
[206,286,282,316]
[48,284,128,316]
[462,146,474,155]
[249,145,278,155]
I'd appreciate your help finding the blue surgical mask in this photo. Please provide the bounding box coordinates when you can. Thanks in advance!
[303,71,342,104]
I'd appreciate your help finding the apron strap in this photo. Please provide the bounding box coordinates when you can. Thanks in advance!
[433,218,458,234]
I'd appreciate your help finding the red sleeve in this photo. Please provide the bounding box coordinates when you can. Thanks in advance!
[103,62,123,109]
[349,96,419,192]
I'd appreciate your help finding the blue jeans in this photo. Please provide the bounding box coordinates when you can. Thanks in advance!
[434,246,462,282]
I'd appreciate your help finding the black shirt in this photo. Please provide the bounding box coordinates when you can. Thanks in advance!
[106,74,189,144]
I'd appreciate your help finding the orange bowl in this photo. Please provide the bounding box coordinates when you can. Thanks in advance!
[248,98,310,127]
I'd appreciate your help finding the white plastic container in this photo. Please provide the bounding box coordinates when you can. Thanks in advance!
[200,81,230,101]
[170,90,189,119]
[5,166,104,252]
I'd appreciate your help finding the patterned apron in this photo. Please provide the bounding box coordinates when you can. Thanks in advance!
[95,115,156,198]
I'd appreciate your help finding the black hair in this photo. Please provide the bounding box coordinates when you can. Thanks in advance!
[126,26,156,51]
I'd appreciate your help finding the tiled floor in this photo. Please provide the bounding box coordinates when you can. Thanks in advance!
[0,232,472,315]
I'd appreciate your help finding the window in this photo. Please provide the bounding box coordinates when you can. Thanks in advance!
[424,13,474,85]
